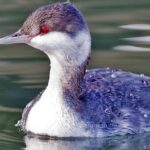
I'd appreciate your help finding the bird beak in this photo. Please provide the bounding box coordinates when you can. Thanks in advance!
[0,31,32,45]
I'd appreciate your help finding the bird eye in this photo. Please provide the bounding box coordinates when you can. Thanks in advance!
[40,25,51,34]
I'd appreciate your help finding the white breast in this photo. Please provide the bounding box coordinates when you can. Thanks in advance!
[25,88,92,137]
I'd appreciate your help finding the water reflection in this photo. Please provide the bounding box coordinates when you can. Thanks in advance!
[24,134,150,150]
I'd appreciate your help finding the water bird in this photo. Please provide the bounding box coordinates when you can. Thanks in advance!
[0,2,150,138]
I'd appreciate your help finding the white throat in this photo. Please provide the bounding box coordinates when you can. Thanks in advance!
[28,30,91,66]
[25,30,92,137]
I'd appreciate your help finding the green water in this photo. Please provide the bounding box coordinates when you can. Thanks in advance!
[0,0,150,149]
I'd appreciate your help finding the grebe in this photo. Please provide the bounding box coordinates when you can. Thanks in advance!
[0,2,150,138]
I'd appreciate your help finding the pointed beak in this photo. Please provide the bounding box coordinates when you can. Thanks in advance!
[0,31,32,45]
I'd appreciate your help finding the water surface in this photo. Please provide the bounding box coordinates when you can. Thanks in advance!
[0,0,150,149]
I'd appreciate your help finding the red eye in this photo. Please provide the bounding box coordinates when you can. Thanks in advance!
[40,25,51,34]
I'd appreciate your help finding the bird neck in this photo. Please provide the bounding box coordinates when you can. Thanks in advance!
[36,49,88,112]
[36,30,91,110]
[37,52,88,112]
[49,55,88,97]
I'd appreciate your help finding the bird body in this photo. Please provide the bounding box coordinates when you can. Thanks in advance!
[0,2,150,138]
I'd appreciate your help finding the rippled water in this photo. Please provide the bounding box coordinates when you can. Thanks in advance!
[0,0,150,149]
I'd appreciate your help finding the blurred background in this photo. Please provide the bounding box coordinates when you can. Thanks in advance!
[0,0,150,149]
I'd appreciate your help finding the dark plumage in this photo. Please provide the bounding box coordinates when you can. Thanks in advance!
[79,68,150,134]
[21,3,86,36]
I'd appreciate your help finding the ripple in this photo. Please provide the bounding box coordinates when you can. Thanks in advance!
[114,45,150,52]
[120,24,150,30]
[24,133,150,150]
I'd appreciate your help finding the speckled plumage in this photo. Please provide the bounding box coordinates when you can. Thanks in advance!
[78,68,150,135]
